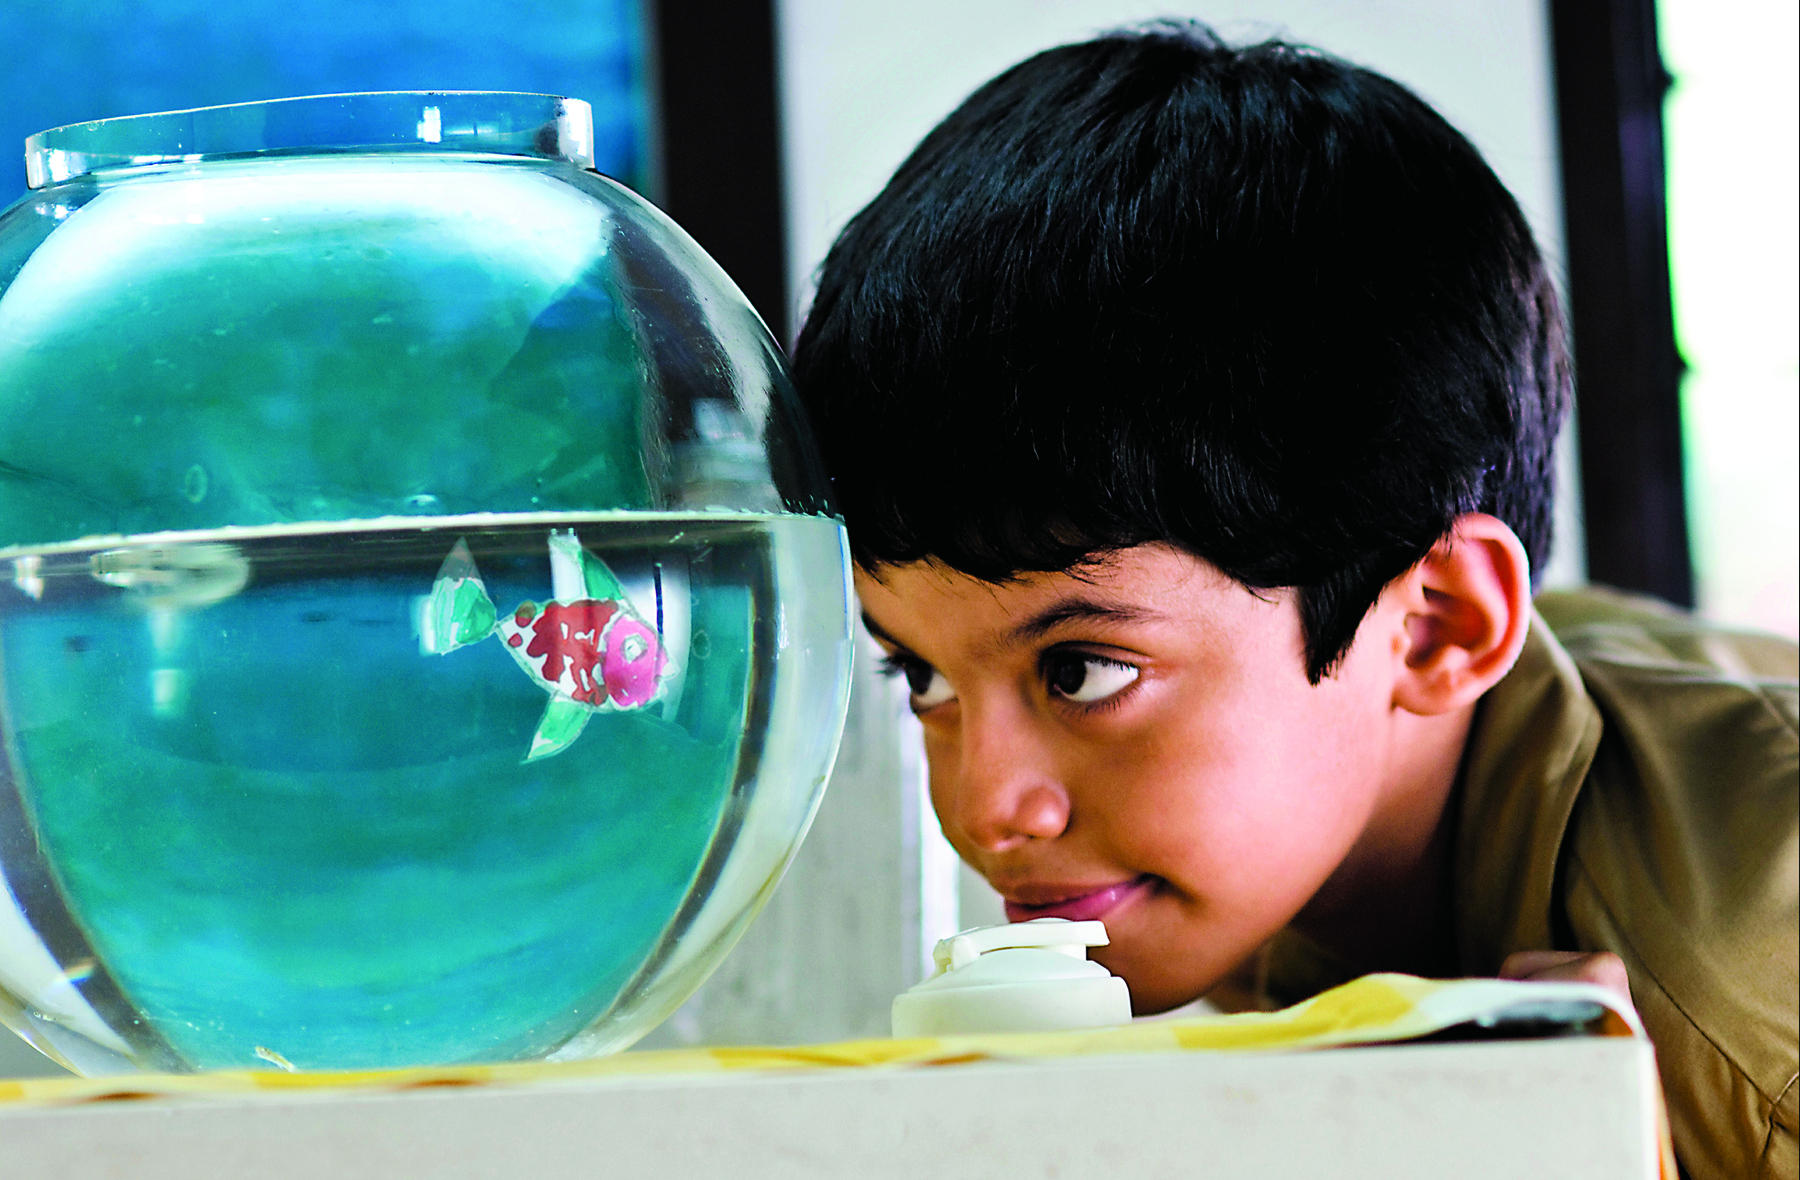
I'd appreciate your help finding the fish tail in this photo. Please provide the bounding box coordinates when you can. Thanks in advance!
[421,539,499,655]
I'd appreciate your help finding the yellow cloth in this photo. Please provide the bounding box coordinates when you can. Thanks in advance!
[1265,587,1798,1180]
[0,973,1635,1104]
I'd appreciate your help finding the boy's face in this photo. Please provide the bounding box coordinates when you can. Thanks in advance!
[856,545,1407,1013]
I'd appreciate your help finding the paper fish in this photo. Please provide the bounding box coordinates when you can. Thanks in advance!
[421,530,670,762]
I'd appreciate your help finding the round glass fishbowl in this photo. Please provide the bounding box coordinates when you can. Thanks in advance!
[0,93,853,1075]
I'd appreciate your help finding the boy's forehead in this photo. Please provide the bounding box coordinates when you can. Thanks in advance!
[854,546,1245,651]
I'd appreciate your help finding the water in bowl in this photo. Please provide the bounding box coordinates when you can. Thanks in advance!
[0,511,842,1072]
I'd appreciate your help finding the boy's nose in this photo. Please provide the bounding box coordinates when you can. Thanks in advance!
[945,725,1072,852]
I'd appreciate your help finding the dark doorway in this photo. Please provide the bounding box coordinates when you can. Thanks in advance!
[1551,0,1692,605]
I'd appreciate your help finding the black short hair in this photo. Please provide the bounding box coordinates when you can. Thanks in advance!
[792,21,1571,682]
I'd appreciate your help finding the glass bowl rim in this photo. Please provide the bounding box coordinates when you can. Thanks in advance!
[23,91,596,189]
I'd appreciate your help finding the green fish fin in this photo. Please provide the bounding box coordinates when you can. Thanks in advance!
[547,528,626,603]
[581,550,626,603]
[525,696,591,762]
[421,540,498,655]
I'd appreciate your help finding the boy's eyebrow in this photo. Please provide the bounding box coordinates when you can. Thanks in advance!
[859,612,904,649]
[1011,599,1164,643]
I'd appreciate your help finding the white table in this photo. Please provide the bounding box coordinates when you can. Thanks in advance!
[0,1036,1663,1179]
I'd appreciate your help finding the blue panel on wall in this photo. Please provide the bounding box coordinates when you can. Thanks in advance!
[0,0,649,209]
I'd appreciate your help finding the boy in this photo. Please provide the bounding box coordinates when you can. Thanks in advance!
[790,23,1796,1180]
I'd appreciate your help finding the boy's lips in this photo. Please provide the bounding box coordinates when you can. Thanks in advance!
[1001,875,1155,923]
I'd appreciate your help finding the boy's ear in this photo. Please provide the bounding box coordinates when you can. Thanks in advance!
[1388,513,1533,716]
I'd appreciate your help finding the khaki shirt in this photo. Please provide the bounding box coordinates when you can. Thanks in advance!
[1262,588,1798,1180]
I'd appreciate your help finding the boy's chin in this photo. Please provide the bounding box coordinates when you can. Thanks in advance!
[1124,976,1218,1017]
[1092,944,1229,1016]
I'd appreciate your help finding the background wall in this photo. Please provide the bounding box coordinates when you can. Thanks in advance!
[0,0,651,204]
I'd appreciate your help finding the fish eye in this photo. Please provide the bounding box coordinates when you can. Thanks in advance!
[1044,652,1140,704]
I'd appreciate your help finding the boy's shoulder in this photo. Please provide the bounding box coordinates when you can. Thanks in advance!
[1464,586,1797,1179]
[1535,583,1799,685]
[1457,584,1796,955]
[1459,582,1796,982]
[1253,589,1793,1174]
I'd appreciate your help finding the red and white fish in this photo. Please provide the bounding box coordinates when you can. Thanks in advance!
[422,530,671,761]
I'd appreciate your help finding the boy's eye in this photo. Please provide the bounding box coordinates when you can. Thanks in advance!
[882,655,957,709]
[1044,652,1139,704]
[906,664,957,708]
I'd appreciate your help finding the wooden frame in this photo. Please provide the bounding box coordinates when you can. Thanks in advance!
[1551,0,1692,605]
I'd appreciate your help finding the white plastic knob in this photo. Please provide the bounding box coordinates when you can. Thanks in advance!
[891,918,1133,1037]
